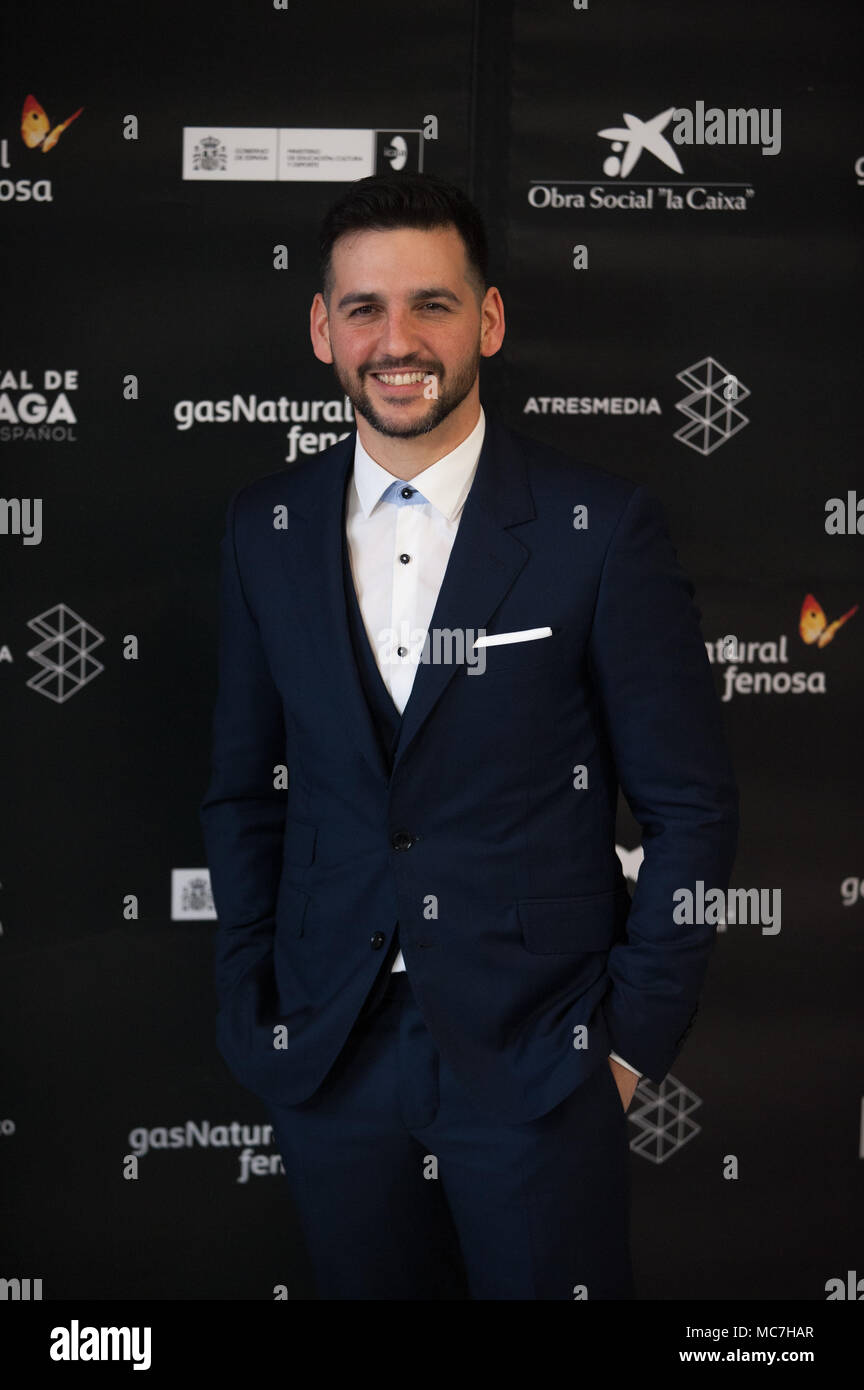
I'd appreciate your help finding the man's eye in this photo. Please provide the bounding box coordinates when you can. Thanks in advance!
[348,302,448,316]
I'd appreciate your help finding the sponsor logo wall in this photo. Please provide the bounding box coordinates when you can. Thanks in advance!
[1,0,861,1306]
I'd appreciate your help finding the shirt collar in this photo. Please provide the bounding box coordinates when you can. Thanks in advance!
[351,405,486,522]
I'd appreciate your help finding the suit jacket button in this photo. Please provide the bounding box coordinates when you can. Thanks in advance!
[391,830,414,851]
[370,932,386,950]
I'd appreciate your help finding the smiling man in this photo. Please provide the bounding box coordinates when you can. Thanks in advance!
[200,171,739,1301]
[319,223,487,457]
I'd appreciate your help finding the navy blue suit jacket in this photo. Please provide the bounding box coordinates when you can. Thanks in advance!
[199,408,739,1124]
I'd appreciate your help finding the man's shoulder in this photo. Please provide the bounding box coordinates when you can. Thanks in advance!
[224,411,649,524]
[228,432,353,517]
[492,411,645,521]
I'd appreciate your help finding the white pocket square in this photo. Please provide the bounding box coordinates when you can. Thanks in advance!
[473,627,553,649]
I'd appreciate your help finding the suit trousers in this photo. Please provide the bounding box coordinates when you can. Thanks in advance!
[265,968,636,1300]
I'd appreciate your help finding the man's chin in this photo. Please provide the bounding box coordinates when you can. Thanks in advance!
[354,397,449,438]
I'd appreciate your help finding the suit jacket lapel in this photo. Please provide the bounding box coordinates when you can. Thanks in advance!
[278,434,391,785]
[278,409,536,784]
[391,412,535,771]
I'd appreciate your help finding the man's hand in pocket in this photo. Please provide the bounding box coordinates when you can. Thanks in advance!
[608,1056,640,1112]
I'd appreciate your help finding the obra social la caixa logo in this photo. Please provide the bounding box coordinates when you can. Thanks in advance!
[0,94,84,203]
[527,102,781,213]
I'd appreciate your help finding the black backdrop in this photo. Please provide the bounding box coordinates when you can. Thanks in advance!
[1,0,862,1303]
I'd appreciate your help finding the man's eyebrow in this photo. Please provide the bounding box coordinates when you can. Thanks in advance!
[335,287,462,311]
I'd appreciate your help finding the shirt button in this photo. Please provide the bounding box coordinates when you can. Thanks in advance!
[370,931,386,950]
[396,646,407,657]
[400,486,414,499]
[391,830,414,851]
[399,553,411,564]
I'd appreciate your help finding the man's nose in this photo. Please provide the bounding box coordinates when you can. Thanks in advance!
[375,310,423,362]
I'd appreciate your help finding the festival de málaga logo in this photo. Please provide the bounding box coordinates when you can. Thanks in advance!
[0,368,79,443]
[708,595,858,701]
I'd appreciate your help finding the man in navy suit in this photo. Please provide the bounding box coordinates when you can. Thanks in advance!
[200,172,738,1300]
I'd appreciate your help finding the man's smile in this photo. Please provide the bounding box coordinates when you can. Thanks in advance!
[370,369,436,392]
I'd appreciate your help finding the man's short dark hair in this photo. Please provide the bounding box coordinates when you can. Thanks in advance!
[318,172,489,308]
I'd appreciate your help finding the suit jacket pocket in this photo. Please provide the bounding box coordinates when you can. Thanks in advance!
[469,628,564,678]
[517,889,628,954]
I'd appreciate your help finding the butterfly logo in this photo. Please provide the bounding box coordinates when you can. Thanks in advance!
[21,94,84,153]
[799,594,858,648]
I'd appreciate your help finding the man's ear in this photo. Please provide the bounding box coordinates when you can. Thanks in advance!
[479,287,506,359]
[310,292,334,365]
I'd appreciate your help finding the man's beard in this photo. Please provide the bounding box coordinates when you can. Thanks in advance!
[331,344,481,439]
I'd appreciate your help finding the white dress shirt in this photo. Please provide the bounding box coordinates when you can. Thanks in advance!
[343,405,641,1079]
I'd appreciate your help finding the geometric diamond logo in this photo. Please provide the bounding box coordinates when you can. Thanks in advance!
[627,1074,702,1164]
[674,355,750,455]
[26,603,105,703]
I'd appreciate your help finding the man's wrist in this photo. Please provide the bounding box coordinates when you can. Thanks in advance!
[609,1050,642,1078]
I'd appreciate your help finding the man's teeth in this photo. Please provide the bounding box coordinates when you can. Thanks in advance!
[374,372,428,385]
